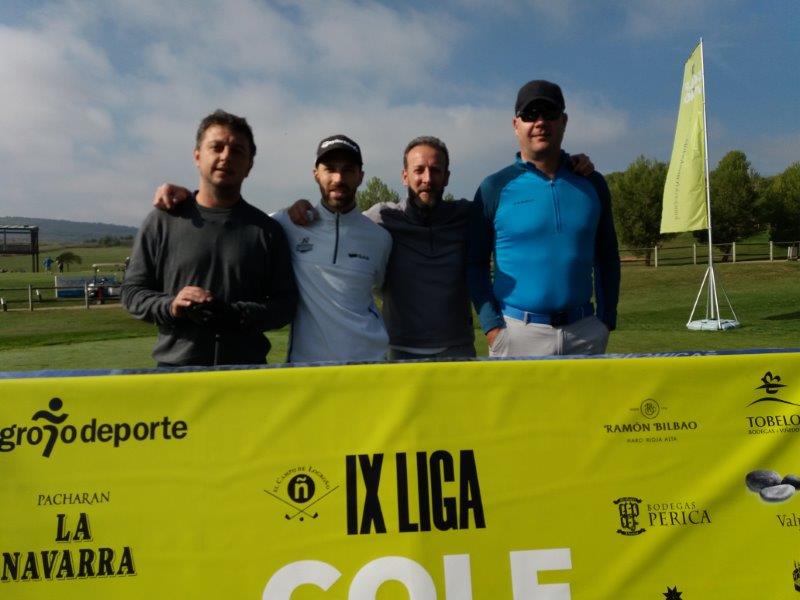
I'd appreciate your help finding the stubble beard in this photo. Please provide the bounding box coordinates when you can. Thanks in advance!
[320,183,356,213]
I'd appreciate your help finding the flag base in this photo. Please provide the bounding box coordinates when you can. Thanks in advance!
[686,264,741,330]
[687,318,740,331]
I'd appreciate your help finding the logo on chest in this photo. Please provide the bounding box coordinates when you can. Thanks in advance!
[348,252,370,261]
[296,237,314,253]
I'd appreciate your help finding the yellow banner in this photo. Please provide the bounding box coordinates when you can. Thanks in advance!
[661,41,709,233]
[3,352,800,598]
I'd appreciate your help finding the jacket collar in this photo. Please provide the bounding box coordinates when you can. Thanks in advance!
[316,200,359,222]
[515,150,571,178]
[402,194,445,225]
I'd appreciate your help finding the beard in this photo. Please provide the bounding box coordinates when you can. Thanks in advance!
[319,182,356,213]
[408,187,442,208]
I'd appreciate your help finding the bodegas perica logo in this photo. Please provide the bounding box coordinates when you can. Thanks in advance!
[264,465,338,522]
[613,496,712,536]
[0,397,189,458]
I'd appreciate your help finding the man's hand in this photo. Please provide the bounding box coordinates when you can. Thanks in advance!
[170,286,213,318]
[186,299,244,331]
[153,183,192,210]
[287,199,317,226]
[570,153,595,176]
[485,327,503,347]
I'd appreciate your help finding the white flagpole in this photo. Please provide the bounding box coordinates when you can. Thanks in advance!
[686,38,740,330]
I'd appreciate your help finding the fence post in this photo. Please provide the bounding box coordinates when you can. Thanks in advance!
[654,246,658,268]
[732,242,736,263]
[693,243,697,265]
[84,282,90,309]
[1,298,6,312]
[28,284,33,311]
[769,241,774,262]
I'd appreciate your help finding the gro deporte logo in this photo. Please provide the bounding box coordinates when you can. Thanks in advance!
[264,466,339,523]
[0,397,188,458]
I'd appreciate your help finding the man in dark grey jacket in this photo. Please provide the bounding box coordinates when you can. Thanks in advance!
[364,137,475,359]
[122,110,297,366]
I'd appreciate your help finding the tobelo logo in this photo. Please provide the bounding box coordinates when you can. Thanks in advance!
[0,397,188,458]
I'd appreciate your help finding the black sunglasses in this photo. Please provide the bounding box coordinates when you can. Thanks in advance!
[517,107,562,122]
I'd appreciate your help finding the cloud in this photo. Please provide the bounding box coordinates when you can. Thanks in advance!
[0,1,474,225]
[620,0,745,39]
[3,0,737,226]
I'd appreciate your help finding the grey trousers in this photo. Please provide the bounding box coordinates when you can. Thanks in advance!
[488,315,609,357]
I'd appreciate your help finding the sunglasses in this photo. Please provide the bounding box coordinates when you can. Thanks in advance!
[517,107,562,122]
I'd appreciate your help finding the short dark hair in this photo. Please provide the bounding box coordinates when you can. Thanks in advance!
[403,136,449,170]
[195,109,256,158]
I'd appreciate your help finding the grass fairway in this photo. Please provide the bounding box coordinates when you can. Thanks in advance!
[0,245,132,273]
[1,261,798,372]
[608,262,800,353]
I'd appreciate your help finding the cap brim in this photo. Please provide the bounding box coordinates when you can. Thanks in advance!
[518,97,561,114]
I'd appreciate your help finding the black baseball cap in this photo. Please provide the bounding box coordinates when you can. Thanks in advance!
[515,80,565,115]
[315,134,363,166]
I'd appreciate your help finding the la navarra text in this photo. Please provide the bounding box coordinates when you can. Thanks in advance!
[1,512,135,583]
[346,450,486,535]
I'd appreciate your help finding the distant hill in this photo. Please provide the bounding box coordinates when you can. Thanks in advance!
[0,216,137,246]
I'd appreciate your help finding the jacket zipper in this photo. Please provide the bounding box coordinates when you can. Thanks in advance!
[332,212,340,264]
[550,181,562,233]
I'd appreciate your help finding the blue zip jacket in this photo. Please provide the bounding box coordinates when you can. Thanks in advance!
[466,152,620,333]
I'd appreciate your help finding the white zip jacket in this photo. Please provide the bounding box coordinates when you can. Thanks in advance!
[273,203,392,363]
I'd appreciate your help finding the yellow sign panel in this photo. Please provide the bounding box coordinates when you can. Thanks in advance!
[2,352,800,598]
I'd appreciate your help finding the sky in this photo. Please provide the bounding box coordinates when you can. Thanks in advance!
[0,0,797,226]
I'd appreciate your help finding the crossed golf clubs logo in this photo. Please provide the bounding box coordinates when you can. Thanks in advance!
[264,473,338,522]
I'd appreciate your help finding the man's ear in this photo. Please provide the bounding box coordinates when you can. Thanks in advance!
[357,169,364,187]
[401,168,409,187]
[443,169,451,188]
[193,148,201,168]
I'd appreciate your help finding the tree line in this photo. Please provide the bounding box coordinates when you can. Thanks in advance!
[353,152,800,266]
[607,152,800,263]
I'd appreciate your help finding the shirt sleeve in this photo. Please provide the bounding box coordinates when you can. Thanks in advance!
[121,212,176,326]
[373,228,392,291]
[590,173,621,331]
[466,184,505,333]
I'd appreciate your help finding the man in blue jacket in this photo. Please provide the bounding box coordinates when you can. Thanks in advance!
[466,80,620,357]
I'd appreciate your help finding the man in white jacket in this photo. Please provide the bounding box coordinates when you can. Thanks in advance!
[152,135,391,363]
[271,135,392,362]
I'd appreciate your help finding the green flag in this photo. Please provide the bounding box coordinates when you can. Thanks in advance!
[661,42,709,233]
